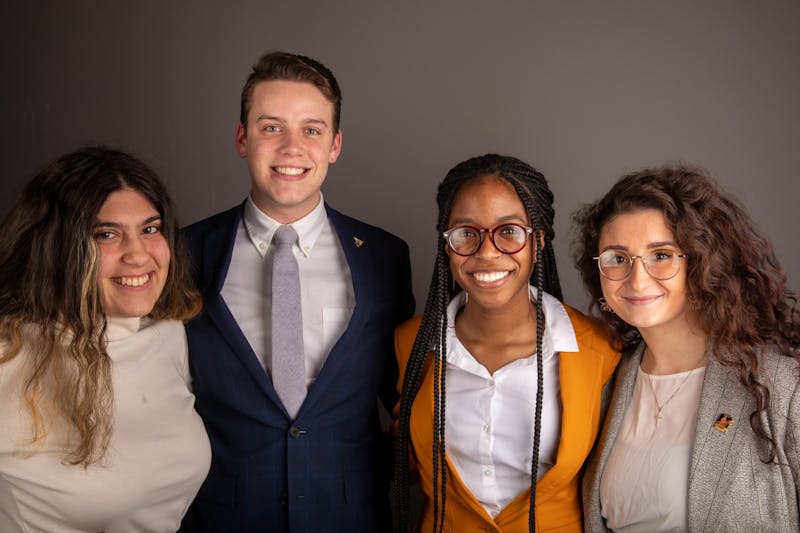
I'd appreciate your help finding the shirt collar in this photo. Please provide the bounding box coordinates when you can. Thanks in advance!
[445,285,579,353]
[105,316,144,342]
[242,194,327,258]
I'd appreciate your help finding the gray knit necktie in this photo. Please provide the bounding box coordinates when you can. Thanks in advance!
[271,225,306,419]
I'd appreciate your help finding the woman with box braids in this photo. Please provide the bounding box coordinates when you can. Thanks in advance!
[394,154,618,532]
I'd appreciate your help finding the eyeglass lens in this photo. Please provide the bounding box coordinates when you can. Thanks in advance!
[447,224,529,255]
[597,250,683,280]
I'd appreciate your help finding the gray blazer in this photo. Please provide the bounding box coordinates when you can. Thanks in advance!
[583,342,800,532]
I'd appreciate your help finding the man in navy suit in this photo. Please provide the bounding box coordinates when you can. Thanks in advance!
[181,51,414,532]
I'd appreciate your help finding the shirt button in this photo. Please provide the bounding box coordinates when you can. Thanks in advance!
[289,426,303,438]
[258,242,267,250]
[488,379,495,387]
[483,424,490,433]
[483,468,492,476]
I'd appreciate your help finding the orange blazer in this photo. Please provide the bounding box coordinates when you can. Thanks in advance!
[395,304,619,532]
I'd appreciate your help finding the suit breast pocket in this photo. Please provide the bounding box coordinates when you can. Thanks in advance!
[323,306,353,347]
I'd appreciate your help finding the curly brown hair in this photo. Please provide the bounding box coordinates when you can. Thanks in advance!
[572,163,800,460]
[0,146,201,467]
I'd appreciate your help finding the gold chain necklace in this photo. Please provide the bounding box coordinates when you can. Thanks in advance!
[643,368,696,421]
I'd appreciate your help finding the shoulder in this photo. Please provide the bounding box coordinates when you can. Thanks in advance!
[326,204,409,251]
[133,319,187,356]
[183,203,243,241]
[761,346,800,411]
[561,303,621,384]
[394,315,423,371]
[396,315,423,344]
[143,318,185,337]
[563,304,619,357]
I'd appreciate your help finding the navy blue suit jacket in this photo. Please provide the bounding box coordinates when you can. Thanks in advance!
[180,202,414,532]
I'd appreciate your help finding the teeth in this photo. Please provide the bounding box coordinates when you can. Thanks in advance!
[274,167,305,176]
[473,271,509,283]
[114,273,150,287]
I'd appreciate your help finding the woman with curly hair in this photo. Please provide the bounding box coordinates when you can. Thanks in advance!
[573,164,800,531]
[0,147,210,532]
[394,154,619,532]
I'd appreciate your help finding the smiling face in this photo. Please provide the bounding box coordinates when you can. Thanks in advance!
[598,208,694,337]
[446,175,535,312]
[236,79,342,223]
[94,188,171,318]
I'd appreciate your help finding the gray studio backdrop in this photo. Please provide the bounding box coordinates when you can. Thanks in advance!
[2,1,798,311]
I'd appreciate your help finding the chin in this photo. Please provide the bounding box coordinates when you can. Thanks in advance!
[105,301,158,319]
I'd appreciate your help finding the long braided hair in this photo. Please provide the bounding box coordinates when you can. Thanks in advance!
[394,154,562,532]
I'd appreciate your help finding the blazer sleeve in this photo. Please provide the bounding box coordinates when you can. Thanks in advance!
[377,238,416,415]
[393,316,424,479]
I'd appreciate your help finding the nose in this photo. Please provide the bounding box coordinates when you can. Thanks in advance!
[121,236,148,265]
[280,130,303,155]
[626,256,651,289]
[473,232,502,259]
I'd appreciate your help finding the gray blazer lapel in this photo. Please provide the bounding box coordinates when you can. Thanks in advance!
[687,355,748,529]
[583,343,644,531]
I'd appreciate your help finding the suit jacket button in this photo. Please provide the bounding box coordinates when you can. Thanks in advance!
[289,426,302,438]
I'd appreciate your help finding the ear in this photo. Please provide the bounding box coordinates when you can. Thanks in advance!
[235,123,247,158]
[328,129,343,163]
[536,230,546,251]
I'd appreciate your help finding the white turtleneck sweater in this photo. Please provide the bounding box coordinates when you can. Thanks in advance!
[0,318,210,533]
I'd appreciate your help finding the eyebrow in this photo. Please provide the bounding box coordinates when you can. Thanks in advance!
[254,115,330,128]
[601,241,679,251]
[448,214,527,226]
[254,114,284,123]
[94,215,161,228]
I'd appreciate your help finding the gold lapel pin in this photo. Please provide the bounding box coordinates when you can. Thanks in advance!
[353,236,364,248]
[713,413,734,433]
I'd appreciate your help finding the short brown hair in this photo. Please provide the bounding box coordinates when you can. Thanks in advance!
[239,51,342,132]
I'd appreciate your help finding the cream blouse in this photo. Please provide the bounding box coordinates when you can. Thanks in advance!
[600,365,706,532]
[0,318,210,532]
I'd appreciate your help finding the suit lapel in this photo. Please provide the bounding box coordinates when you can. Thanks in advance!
[535,314,618,504]
[687,356,746,527]
[200,205,285,407]
[582,342,642,522]
[297,206,375,414]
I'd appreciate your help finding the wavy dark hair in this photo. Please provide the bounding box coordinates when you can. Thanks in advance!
[0,146,201,467]
[394,154,562,532]
[572,163,800,460]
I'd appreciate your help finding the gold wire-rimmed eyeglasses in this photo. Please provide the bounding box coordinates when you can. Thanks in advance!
[594,249,689,281]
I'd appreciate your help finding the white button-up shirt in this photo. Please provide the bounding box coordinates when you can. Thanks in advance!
[444,286,578,518]
[221,195,354,386]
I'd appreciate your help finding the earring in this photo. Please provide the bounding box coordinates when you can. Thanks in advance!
[598,297,614,313]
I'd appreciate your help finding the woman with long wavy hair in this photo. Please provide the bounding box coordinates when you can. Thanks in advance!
[0,146,210,532]
[574,164,800,531]
[394,154,619,532]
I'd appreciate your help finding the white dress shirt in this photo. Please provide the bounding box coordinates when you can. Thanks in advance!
[444,286,578,518]
[221,195,354,387]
